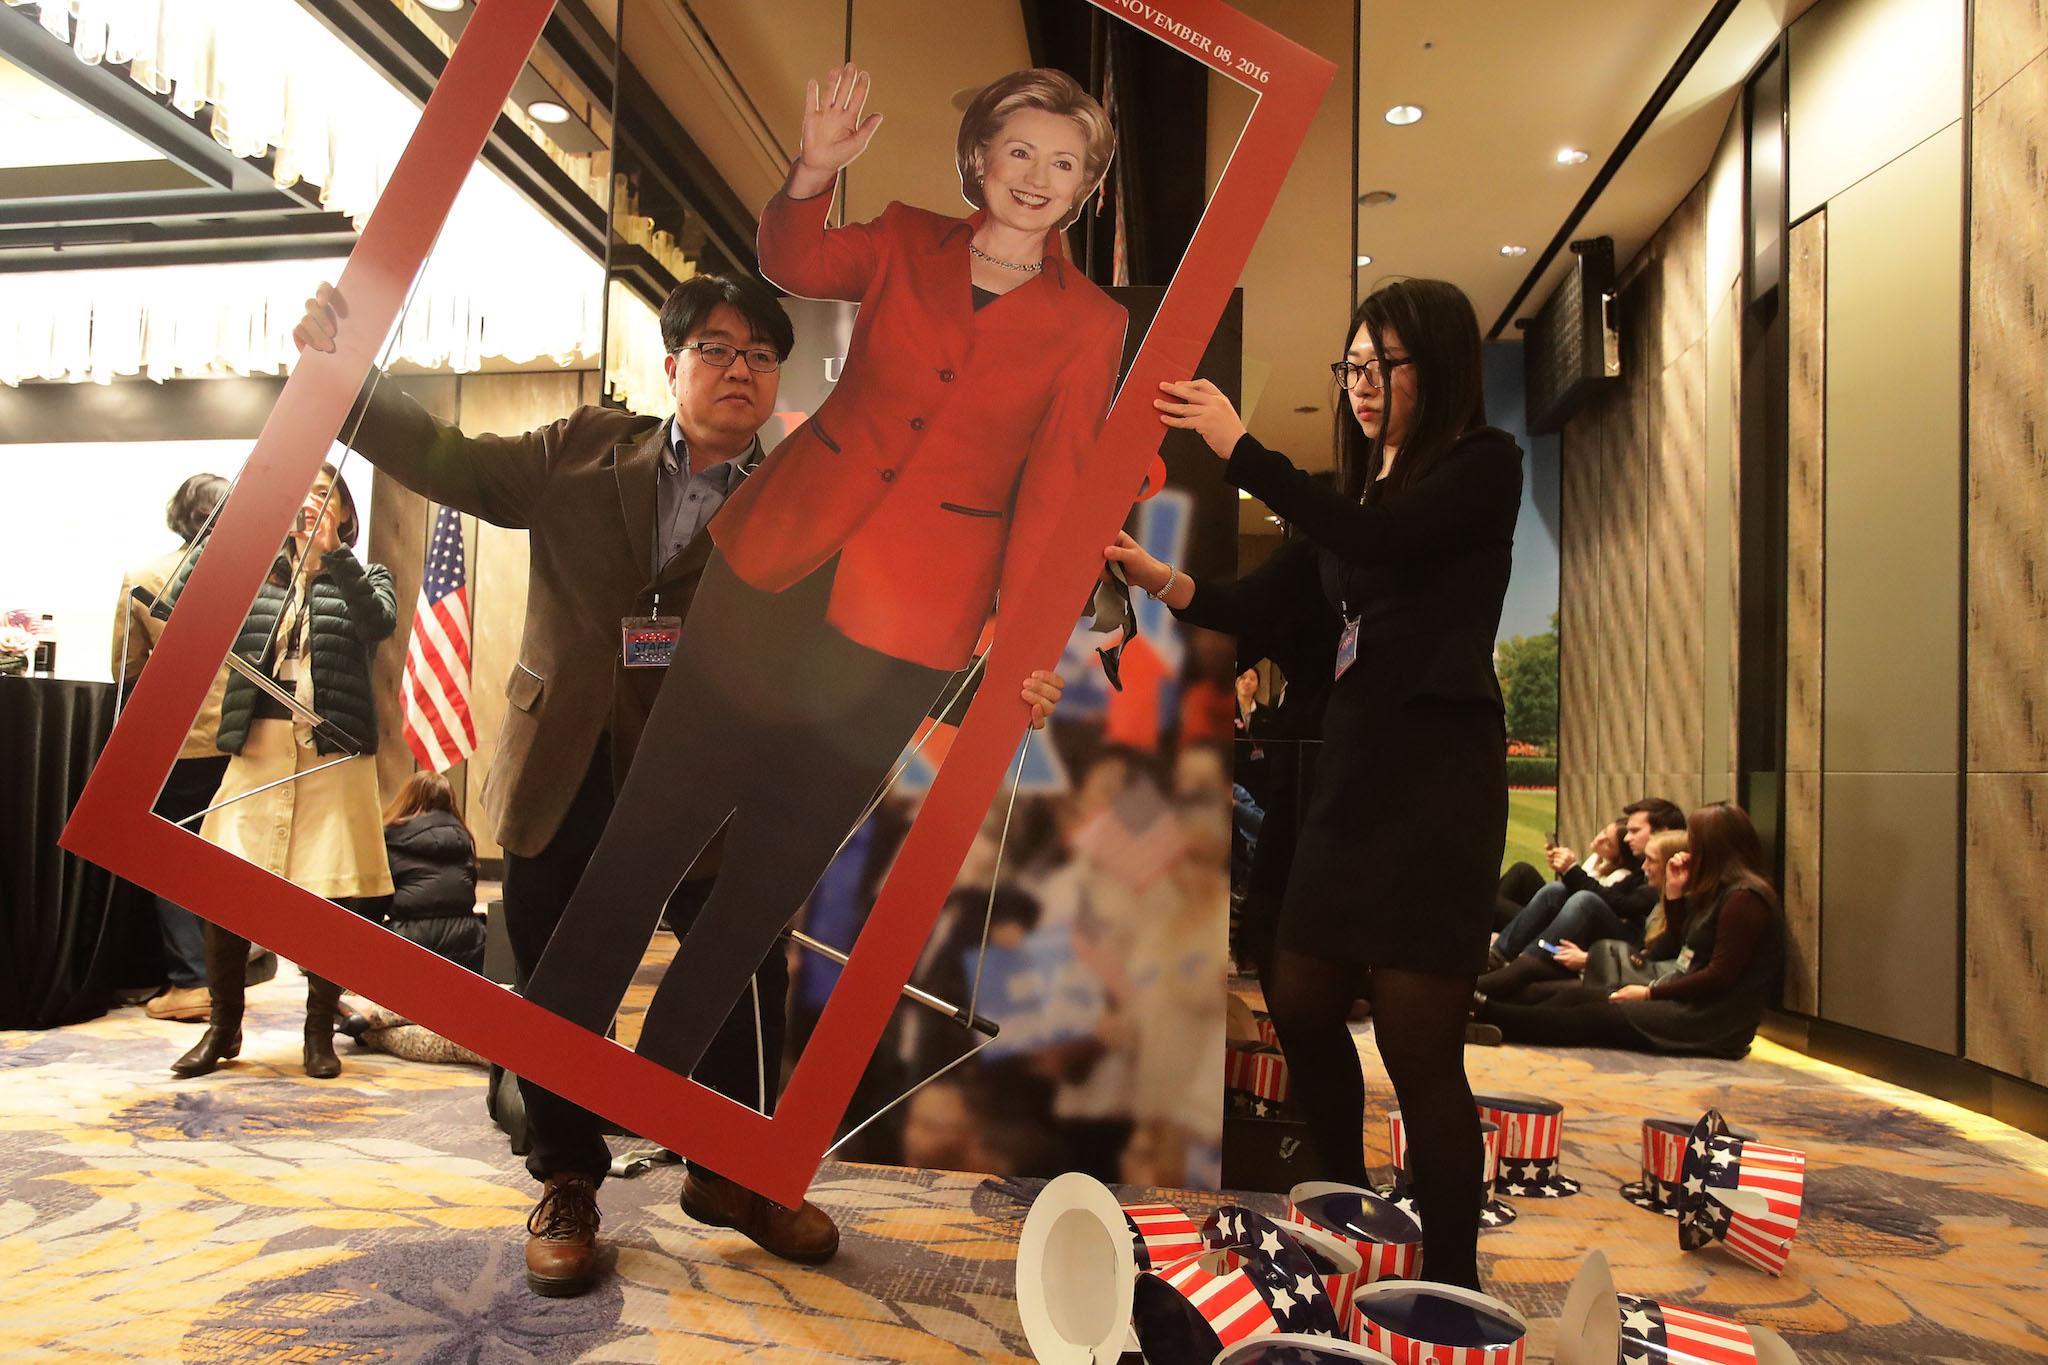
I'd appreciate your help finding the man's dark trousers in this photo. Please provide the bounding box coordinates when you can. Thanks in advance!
[502,744,789,1184]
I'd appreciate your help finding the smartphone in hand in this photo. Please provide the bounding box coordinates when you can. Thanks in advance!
[1536,940,1561,956]
[1543,831,1559,850]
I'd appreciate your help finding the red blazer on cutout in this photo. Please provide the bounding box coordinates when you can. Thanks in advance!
[710,186,1128,671]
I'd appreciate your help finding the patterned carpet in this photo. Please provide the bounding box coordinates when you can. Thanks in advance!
[4,964,2045,1363]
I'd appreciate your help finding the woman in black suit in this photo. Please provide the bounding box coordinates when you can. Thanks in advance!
[1108,278,1521,1290]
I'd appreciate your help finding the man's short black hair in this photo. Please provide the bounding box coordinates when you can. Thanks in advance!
[658,274,795,359]
[1622,796,1687,832]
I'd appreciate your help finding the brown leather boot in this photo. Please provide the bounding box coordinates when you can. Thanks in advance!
[303,974,342,1079]
[525,1174,602,1297]
[171,925,247,1077]
[680,1169,839,1265]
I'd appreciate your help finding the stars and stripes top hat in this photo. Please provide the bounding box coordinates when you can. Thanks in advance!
[1123,1202,1205,1272]
[1213,1333,1398,1365]
[1384,1111,1517,1228]
[1621,1115,1758,1216]
[1350,1281,1528,1364]
[1614,1295,1804,1365]
[1132,1241,1338,1363]
[1227,1040,1292,1104]
[1555,1250,1803,1365]
[1015,1173,1135,1364]
[1199,1205,1341,1339]
[1285,1183,1422,1340]
[1199,1203,1357,1344]
[1677,1110,1807,1276]
[1473,1092,1579,1198]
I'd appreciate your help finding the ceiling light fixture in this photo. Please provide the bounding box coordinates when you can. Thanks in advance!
[1499,244,1528,257]
[1556,147,1589,166]
[417,0,465,10]
[1383,104,1423,126]
[1355,254,1373,267]
[527,100,571,124]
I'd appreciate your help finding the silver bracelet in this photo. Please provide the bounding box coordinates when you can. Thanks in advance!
[1148,565,1180,602]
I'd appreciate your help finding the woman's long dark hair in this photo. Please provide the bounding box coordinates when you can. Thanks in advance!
[1335,278,1488,504]
[1681,801,1779,928]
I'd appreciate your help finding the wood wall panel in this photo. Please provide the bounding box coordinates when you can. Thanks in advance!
[1967,51,2048,772]
[1646,339,1708,775]
[1820,771,1960,1053]
[1642,772,1702,818]
[1964,49,2048,1081]
[1787,213,1828,776]
[1592,393,1629,784]
[1782,768,1823,1013]
[1965,773,2048,1081]
[453,372,586,860]
[1972,0,2048,105]
[1821,123,1964,777]
[1726,272,1743,792]
[1609,351,1649,786]
[1559,408,1602,844]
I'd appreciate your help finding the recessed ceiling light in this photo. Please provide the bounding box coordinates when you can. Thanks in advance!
[1239,489,1253,500]
[527,100,571,125]
[1556,147,1589,166]
[1355,254,1373,267]
[1383,104,1423,126]
[1357,189,1397,207]
[417,0,464,9]
[1499,244,1529,257]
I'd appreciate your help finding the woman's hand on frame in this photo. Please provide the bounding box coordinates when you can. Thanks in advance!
[1104,531,1172,596]
[1021,669,1065,731]
[1155,378,1246,460]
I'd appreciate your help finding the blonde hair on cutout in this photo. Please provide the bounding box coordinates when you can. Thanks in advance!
[955,68,1115,231]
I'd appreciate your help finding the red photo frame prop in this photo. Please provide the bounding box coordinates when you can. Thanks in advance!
[62,0,1332,1205]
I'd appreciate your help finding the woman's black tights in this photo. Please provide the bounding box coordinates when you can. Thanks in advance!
[1265,948,1483,1290]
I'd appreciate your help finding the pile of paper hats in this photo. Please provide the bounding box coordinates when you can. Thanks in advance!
[1385,1110,1517,1228]
[1284,1182,1422,1337]
[1472,1093,1580,1197]
[1350,1282,1529,1365]
[1675,1110,1807,1275]
[1017,1176,1546,1364]
[1019,1173,1370,1363]
[1556,1250,1804,1364]
[1620,1116,1758,1216]
[1227,1042,1292,1111]
[1226,996,1283,1049]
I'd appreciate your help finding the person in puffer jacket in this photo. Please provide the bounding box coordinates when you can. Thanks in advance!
[378,772,484,973]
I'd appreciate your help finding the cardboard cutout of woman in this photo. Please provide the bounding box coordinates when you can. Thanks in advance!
[524,66,1128,1089]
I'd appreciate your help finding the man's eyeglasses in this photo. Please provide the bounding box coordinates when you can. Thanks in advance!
[1329,356,1410,391]
[676,341,783,373]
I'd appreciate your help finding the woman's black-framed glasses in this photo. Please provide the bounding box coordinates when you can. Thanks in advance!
[675,341,783,373]
[1330,356,1409,391]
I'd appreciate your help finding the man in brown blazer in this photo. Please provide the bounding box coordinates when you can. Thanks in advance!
[294,274,1064,1299]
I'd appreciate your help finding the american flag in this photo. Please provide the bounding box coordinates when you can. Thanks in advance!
[401,504,477,772]
[1616,1295,1761,1365]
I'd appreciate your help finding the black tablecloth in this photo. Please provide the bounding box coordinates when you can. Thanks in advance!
[0,677,163,1029]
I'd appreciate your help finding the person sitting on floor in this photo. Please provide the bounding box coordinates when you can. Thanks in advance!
[1490,795,1685,967]
[335,772,489,1067]
[1474,826,1688,1006]
[375,771,485,973]
[1475,801,1784,1059]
